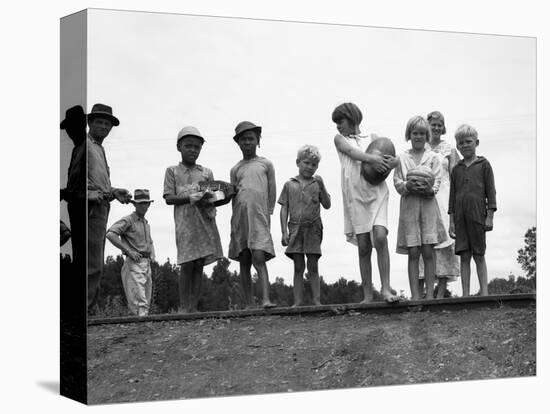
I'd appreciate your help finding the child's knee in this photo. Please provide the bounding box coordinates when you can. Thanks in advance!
[460,252,472,262]
[408,247,421,260]
[251,250,266,267]
[357,239,372,257]
[306,256,319,273]
[293,257,306,274]
[372,234,387,250]
[472,254,485,264]
[372,227,388,249]
[421,245,434,260]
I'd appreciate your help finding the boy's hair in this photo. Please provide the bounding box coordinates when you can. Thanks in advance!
[405,115,432,141]
[454,124,478,141]
[331,102,363,126]
[297,145,321,162]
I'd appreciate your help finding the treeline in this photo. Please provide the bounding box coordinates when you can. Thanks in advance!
[60,251,535,318]
[63,255,403,317]
[487,274,535,295]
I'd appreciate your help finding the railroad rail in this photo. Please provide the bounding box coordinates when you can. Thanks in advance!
[88,293,535,326]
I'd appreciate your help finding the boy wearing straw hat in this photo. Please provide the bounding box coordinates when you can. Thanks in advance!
[106,189,156,316]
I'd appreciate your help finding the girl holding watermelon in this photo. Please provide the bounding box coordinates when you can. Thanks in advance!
[332,102,399,303]
[393,115,448,300]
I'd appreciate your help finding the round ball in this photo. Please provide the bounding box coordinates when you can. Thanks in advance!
[406,165,435,188]
[361,137,396,185]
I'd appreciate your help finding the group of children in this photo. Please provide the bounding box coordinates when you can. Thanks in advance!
[108,102,497,315]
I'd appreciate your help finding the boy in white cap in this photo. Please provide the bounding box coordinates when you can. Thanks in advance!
[106,189,156,316]
[163,126,225,313]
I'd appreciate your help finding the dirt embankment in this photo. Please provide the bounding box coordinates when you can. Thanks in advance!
[87,306,536,404]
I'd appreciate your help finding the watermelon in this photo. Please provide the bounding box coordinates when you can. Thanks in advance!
[361,137,396,185]
[197,180,235,207]
[406,165,435,188]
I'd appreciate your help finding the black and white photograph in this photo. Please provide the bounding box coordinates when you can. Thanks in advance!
[58,6,540,404]
[5,1,549,413]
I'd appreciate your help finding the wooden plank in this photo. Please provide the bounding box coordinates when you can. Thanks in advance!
[88,293,535,326]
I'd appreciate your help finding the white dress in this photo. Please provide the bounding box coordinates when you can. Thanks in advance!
[336,133,389,245]
[419,140,460,280]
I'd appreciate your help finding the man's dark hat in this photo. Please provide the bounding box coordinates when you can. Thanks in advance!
[233,121,262,142]
[88,103,120,126]
[60,105,86,130]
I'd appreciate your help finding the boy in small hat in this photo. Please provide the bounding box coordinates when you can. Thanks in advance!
[163,126,225,313]
[106,189,156,316]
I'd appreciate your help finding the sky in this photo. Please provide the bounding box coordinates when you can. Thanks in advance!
[60,9,536,297]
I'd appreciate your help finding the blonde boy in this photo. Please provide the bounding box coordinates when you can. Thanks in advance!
[449,124,497,296]
[278,145,331,306]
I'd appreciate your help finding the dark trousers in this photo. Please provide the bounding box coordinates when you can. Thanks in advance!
[67,200,86,276]
[87,201,110,310]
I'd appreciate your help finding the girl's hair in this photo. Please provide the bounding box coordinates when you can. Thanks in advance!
[331,102,363,126]
[427,111,447,135]
[297,145,321,162]
[405,115,432,141]
[455,124,478,140]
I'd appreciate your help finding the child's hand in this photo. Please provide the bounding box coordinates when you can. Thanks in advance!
[313,175,325,188]
[127,250,142,261]
[188,191,205,205]
[88,189,104,204]
[371,154,389,173]
[484,216,493,232]
[449,221,456,239]
[384,155,399,169]
[281,233,289,246]
[113,188,132,204]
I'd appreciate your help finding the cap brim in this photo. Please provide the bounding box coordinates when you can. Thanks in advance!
[177,134,205,143]
[88,113,120,126]
[233,126,262,141]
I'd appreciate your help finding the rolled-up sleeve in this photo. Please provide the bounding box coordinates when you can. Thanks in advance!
[163,167,176,197]
[108,217,131,236]
[393,156,408,196]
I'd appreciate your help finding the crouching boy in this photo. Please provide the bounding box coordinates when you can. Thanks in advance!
[107,189,156,316]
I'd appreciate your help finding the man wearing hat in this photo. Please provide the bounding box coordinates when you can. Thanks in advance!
[106,189,156,316]
[87,103,131,312]
[60,105,87,277]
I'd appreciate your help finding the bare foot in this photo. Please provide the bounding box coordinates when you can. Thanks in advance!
[359,298,372,305]
[382,291,399,303]
[312,301,322,306]
[291,303,303,308]
[262,301,277,309]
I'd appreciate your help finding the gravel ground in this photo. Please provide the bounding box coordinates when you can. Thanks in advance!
[87,305,536,404]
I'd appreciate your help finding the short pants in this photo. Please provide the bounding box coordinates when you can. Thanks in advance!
[285,218,323,257]
[454,216,486,256]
